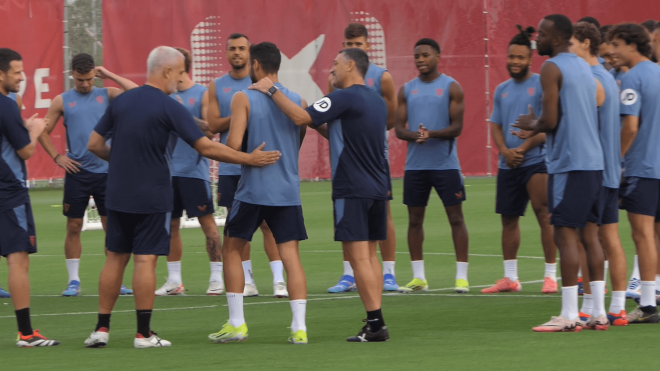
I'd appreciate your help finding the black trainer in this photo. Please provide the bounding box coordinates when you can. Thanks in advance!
[346,322,389,342]
[629,305,660,324]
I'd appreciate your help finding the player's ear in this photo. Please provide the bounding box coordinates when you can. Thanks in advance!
[365,41,371,51]
[342,41,347,49]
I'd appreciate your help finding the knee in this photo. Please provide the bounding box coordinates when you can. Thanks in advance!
[448,214,465,229]
[66,219,83,236]
[408,215,424,229]
[501,216,518,230]
[531,204,547,218]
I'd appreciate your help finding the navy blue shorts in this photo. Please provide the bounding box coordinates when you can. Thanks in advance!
[172,176,214,219]
[217,175,241,208]
[224,200,307,244]
[63,170,107,218]
[0,202,37,257]
[403,170,465,207]
[496,162,547,216]
[596,186,619,225]
[334,198,387,241]
[106,210,171,255]
[548,171,602,228]
[385,160,393,200]
[620,177,660,221]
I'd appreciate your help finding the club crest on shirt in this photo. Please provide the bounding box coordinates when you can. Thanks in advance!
[501,92,508,98]
[189,97,196,106]
[436,88,444,97]
[68,101,76,107]
[223,87,232,93]
[527,87,535,96]
[96,96,104,104]
[367,78,374,87]
[411,89,418,95]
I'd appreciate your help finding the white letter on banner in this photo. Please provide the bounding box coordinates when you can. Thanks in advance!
[34,68,51,109]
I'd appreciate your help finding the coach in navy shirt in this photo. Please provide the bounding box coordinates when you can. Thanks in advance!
[250,48,390,343]
[84,46,281,349]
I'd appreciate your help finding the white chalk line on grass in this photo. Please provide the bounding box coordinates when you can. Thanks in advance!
[0,292,559,319]
[29,250,548,260]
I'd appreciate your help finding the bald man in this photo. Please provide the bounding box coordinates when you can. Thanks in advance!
[83,46,281,349]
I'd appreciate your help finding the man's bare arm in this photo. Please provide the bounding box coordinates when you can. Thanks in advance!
[512,62,561,134]
[207,80,232,134]
[394,86,417,142]
[38,95,81,173]
[226,92,249,151]
[380,71,397,130]
[88,131,111,161]
[96,66,139,100]
[621,115,639,157]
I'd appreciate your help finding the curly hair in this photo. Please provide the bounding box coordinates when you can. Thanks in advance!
[509,25,535,49]
[573,22,601,56]
[599,25,613,43]
[609,23,652,58]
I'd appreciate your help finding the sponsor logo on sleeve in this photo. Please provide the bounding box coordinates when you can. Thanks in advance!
[620,88,638,106]
[313,97,332,112]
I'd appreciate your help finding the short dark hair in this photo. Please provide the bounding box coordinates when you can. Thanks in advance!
[340,48,369,78]
[573,22,601,56]
[641,19,656,33]
[509,25,535,49]
[544,14,574,42]
[414,38,440,54]
[228,33,249,43]
[654,21,660,31]
[174,47,192,73]
[71,53,95,74]
[609,23,652,58]
[249,42,281,74]
[0,48,21,73]
[578,16,600,28]
[344,23,368,40]
[599,25,613,43]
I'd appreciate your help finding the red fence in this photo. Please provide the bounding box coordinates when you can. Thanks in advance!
[1,0,65,181]
[8,0,660,180]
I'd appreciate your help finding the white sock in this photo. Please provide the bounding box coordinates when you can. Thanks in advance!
[382,261,395,276]
[242,260,255,285]
[227,292,245,327]
[167,261,182,284]
[561,286,579,320]
[290,299,307,333]
[544,263,557,281]
[631,255,640,280]
[411,260,426,281]
[641,281,656,307]
[343,261,354,277]
[609,291,626,313]
[578,268,582,278]
[456,262,468,281]
[580,294,593,316]
[590,281,606,317]
[503,260,518,281]
[270,260,285,284]
[604,261,609,285]
[66,259,80,283]
[210,262,223,283]
[655,274,660,292]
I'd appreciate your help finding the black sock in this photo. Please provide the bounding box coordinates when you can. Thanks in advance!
[366,309,385,332]
[136,310,152,338]
[15,308,33,336]
[95,313,111,331]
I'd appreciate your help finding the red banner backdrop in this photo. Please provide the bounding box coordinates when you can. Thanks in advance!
[101,0,488,178]
[486,0,660,174]
[1,0,65,181]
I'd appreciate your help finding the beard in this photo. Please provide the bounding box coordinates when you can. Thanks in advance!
[507,64,530,80]
[231,61,247,71]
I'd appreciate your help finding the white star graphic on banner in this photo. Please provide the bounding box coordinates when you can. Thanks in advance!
[278,34,326,104]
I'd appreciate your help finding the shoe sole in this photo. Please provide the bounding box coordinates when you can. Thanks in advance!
[454,288,469,293]
[244,294,259,297]
[209,337,247,344]
[629,317,660,324]
[274,294,289,298]
[481,288,521,294]
[398,287,429,293]
[206,293,224,296]
[85,342,108,348]
[532,326,582,333]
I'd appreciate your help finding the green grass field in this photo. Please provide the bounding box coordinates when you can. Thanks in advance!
[0,178,654,370]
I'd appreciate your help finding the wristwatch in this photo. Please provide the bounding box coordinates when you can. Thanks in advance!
[266,85,278,97]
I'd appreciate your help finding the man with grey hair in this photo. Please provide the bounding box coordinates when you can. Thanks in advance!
[83,46,281,349]
[251,48,391,342]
